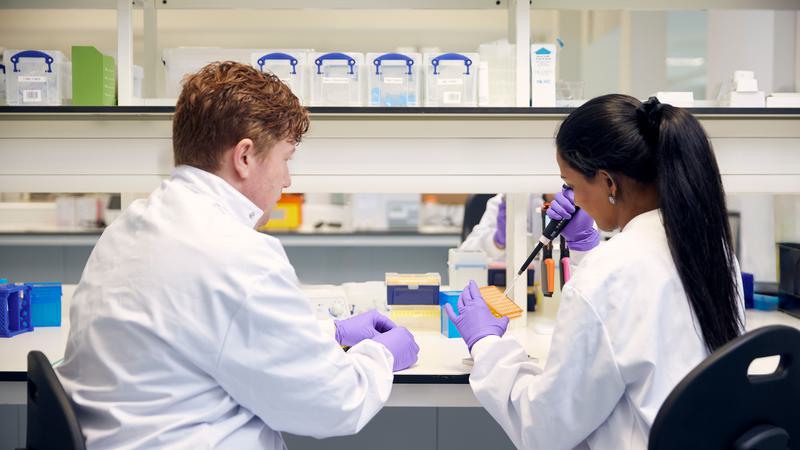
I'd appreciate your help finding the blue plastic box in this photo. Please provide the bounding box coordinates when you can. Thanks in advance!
[1,284,34,338]
[26,282,62,327]
[741,272,754,309]
[439,291,461,338]
[387,285,439,305]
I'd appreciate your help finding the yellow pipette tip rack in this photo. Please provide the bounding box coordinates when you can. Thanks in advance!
[479,285,523,319]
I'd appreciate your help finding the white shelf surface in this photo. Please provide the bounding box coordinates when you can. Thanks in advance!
[3,0,797,9]
[0,231,461,248]
[1,110,798,194]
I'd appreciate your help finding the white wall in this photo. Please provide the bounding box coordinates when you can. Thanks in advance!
[707,10,798,98]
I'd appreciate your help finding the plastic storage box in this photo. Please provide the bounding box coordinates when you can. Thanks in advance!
[25,282,62,327]
[439,291,461,338]
[260,194,303,231]
[163,47,265,98]
[424,52,479,107]
[72,46,116,106]
[4,49,71,105]
[367,52,421,106]
[309,52,364,106]
[0,63,6,104]
[448,249,488,292]
[252,50,310,105]
[1,284,33,338]
[386,273,441,305]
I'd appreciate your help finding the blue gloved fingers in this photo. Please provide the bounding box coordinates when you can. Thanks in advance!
[562,187,576,204]
[372,311,397,333]
[466,280,482,306]
[444,303,459,323]
[550,196,574,218]
[546,206,566,221]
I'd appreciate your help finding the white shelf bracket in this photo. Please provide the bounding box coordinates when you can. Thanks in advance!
[508,0,531,107]
[506,192,529,326]
[117,0,134,106]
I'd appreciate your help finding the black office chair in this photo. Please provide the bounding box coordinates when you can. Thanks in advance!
[18,351,85,450]
[461,194,496,243]
[649,325,800,450]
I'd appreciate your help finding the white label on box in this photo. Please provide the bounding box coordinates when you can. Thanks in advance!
[531,44,556,107]
[438,78,464,86]
[19,76,47,83]
[382,77,404,85]
[22,90,43,103]
[322,77,351,84]
[443,91,462,104]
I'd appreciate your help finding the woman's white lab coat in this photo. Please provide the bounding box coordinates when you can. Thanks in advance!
[459,194,543,261]
[56,166,394,449]
[469,209,744,449]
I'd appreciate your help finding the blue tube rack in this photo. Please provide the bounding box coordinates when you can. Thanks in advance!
[1,284,34,338]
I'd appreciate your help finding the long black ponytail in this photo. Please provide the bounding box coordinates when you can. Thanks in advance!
[556,94,742,353]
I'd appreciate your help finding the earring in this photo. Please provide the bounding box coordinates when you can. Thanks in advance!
[608,195,616,205]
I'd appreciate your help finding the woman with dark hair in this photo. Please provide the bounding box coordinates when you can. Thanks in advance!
[445,94,744,449]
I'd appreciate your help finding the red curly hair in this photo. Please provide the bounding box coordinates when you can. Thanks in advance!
[172,61,309,172]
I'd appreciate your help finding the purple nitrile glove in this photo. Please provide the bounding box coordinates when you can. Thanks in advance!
[334,310,396,348]
[443,280,510,352]
[546,187,600,251]
[493,197,506,249]
[371,327,420,372]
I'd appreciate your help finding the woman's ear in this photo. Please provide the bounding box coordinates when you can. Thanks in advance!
[597,169,618,198]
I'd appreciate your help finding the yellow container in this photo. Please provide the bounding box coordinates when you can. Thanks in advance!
[260,194,303,231]
[388,305,440,332]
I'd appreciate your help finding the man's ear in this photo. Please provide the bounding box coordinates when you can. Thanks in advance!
[231,138,255,180]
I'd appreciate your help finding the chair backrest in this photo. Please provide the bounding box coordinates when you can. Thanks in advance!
[649,325,800,450]
[25,351,85,450]
[461,194,495,243]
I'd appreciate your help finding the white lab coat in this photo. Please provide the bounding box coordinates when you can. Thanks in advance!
[56,165,395,450]
[460,194,543,261]
[469,209,744,450]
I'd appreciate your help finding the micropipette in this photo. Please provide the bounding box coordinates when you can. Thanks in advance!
[503,203,581,299]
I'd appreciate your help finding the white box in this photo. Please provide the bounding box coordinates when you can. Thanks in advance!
[448,249,488,291]
[655,91,694,108]
[766,93,800,108]
[424,52,479,107]
[729,91,766,107]
[735,78,758,92]
[531,44,556,107]
[163,47,265,98]
[251,49,310,105]
[309,51,364,106]
[367,52,421,107]
[4,49,70,105]
[350,194,419,231]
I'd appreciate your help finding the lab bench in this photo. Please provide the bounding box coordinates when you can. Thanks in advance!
[2,284,800,407]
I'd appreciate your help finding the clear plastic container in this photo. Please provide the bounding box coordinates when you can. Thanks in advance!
[0,63,6,104]
[251,50,310,105]
[424,52,479,107]
[388,305,440,332]
[163,48,265,98]
[367,52,421,107]
[309,52,364,106]
[4,50,70,105]
[478,41,516,106]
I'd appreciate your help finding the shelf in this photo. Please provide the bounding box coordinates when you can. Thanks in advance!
[0,231,461,248]
[1,108,798,194]
[2,106,800,116]
[3,0,797,9]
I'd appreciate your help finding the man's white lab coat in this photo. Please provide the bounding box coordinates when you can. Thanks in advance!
[469,209,744,449]
[56,165,394,449]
